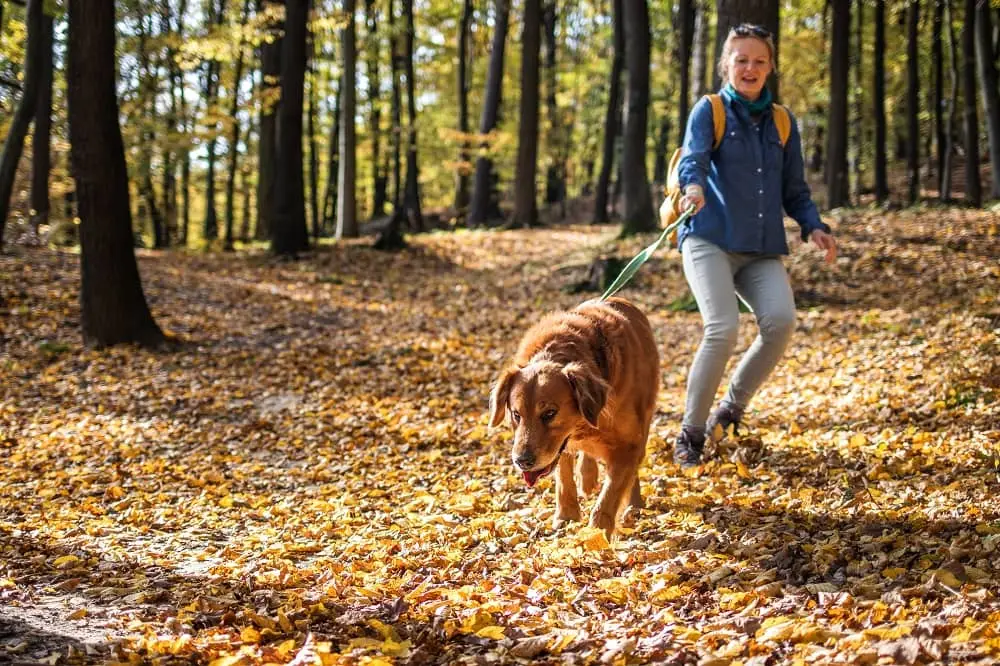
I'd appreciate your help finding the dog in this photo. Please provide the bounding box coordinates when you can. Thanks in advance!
[489,297,660,538]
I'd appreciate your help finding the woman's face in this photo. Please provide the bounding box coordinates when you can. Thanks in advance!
[727,37,772,100]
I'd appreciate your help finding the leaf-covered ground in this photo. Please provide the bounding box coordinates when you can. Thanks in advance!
[1,207,999,665]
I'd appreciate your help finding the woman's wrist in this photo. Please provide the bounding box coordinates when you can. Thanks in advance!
[684,184,704,197]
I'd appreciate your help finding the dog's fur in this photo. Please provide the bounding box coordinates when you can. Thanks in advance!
[489,297,659,537]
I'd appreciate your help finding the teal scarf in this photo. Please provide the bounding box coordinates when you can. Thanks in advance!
[723,83,772,115]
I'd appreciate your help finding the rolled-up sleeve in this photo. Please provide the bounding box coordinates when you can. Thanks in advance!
[781,111,831,241]
[678,97,715,192]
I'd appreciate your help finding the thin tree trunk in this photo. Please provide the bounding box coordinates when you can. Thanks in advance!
[620,0,655,235]
[162,3,179,246]
[256,0,282,241]
[137,14,166,248]
[678,0,694,141]
[468,0,509,227]
[943,0,958,200]
[367,0,386,217]
[389,0,403,210]
[336,0,358,239]
[455,0,474,213]
[401,0,423,230]
[67,0,164,348]
[827,0,850,208]
[874,0,888,203]
[594,0,623,224]
[653,114,670,189]
[976,2,1000,199]
[271,0,310,254]
[322,79,341,231]
[934,0,945,198]
[542,1,564,207]
[906,0,920,205]
[962,0,981,206]
[203,0,228,242]
[308,42,320,238]
[224,0,252,251]
[850,1,862,204]
[691,0,708,101]
[511,0,542,228]
[31,9,54,233]
[0,0,42,249]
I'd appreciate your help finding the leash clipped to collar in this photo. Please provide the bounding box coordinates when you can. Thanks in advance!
[600,206,694,301]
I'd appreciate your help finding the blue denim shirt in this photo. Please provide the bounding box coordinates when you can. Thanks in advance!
[677,93,829,255]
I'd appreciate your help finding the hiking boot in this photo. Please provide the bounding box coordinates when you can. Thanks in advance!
[673,428,705,468]
[707,402,744,441]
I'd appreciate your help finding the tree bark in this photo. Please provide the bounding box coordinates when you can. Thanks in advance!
[336,0,358,239]
[678,0,695,141]
[307,40,319,238]
[652,114,670,189]
[202,0,228,242]
[0,0,42,248]
[162,3,180,246]
[619,0,655,235]
[962,0,981,206]
[389,0,403,209]
[933,0,945,198]
[224,0,252,251]
[713,0,780,98]
[827,0,850,208]
[366,0,387,217]
[542,1,564,207]
[31,8,54,233]
[976,2,1000,199]
[873,0,888,203]
[67,0,164,348]
[511,0,542,228]
[270,0,310,254]
[322,78,341,231]
[906,0,920,205]
[401,0,423,230]
[691,0,709,101]
[594,0,623,224]
[137,13,166,249]
[467,0,509,227]
[455,0,474,212]
[943,0,959,201]
[850,1,863,204]
[256,0,283,241]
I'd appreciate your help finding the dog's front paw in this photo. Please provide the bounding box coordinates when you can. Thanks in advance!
[589,510,616,539]
[553,505,582,529]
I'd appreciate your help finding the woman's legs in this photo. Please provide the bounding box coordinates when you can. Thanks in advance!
[681,237,741,433]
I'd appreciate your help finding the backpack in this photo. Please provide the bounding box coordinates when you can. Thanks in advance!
[659,94,793,242]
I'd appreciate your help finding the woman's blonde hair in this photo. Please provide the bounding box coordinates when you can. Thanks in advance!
[717,23,777,81]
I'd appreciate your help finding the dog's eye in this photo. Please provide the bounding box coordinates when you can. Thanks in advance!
[511,410,521,424]
[541,409,557,424]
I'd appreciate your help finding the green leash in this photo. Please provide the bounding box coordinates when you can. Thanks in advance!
[600,207,694,301]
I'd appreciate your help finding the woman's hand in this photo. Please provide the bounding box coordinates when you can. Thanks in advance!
[810,229,837,264]
[680,185,705,215]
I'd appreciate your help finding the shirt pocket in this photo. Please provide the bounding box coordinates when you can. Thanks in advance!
[765,133,785,171]
[717,129,753,167]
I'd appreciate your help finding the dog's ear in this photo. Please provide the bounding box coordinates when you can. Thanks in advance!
[563,362,608,427]
[488,365,519,428]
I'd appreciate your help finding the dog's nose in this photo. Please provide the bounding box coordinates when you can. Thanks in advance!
[514,453,535,470]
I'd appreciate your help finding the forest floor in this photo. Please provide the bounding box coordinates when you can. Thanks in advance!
[1,205,999,665]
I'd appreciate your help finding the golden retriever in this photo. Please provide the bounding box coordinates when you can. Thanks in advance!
[489,297,659,537]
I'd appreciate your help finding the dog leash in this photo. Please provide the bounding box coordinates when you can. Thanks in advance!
[600,206,695,301]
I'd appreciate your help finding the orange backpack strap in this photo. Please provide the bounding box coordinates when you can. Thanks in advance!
[772,103,792,146]
[706,94,726,150]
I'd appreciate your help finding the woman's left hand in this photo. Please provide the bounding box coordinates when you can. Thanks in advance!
[810,229,837,264]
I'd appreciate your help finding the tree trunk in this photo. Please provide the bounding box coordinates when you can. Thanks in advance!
[873,0,888,203]
[827,0,850,208]
[271,0,311,254]
[713,0,780,98]
[31,9,54,233]
[162,3,180,246]
[976,3,1000,199]
[308,43,320,238]
[203,0,228,242]
[620,0,655,235]
[511,0,542,228]
[906,0,920,205]
[401,0,423,230]
[455,0,473,212]
[67,0,164,348]
[224,0,252,251]
[678,0,695,141]
[137,14,166,249]
[850,1,862,204]
[257,0,283,241]
[653,114,670,189]
[0,0,42,249]
[336,0,358,239]
[962,0,981,206]
[389,0,403,209]
[691,0,709,101]
[542,1,564,207]
[594,0,623,224]
[322,79,341,231]
[467,0,509,227]
[933,0,945,197]
[943,0,959,201]
[366,0,386,217]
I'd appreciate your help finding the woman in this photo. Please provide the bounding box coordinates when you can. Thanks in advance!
[673,23,837,468]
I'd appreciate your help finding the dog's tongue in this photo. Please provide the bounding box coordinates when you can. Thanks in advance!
[523,469,545,488]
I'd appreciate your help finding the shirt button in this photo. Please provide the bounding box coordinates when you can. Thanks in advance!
[757,168,762,173]
[759,189,764,194]
[758,213,763,218]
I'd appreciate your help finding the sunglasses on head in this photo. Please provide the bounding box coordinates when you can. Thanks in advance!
[732,24,772,39]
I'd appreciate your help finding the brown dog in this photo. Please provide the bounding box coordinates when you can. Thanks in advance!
[489,297,660,537]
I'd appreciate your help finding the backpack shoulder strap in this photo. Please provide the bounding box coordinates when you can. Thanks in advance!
[772,103,792,146]
[706,94,726,150]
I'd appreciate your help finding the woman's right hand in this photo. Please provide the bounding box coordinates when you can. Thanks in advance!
[680,185,705,215]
